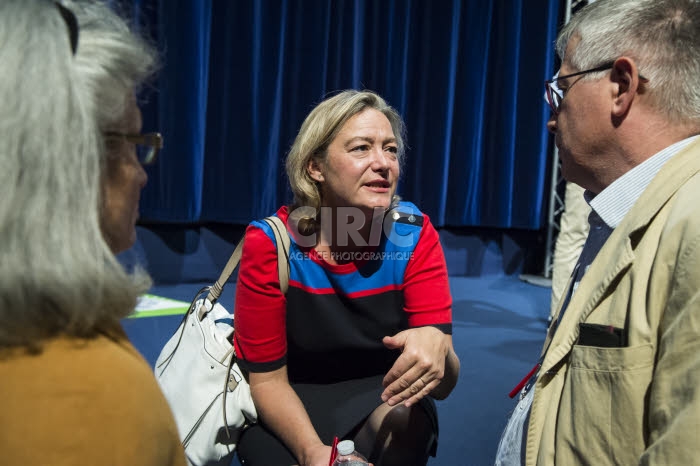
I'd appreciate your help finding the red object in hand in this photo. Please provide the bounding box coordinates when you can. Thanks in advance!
[328,436,339,466]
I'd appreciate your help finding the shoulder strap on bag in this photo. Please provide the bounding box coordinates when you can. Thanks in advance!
[264,216,291,294]
[203,216,290,316]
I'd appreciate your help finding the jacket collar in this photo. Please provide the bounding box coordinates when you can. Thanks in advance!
[541,137,700,374]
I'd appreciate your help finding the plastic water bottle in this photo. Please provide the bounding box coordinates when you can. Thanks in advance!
[332,440,369,465]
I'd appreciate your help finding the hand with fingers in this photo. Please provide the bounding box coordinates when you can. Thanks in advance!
[299,442,334,466]
[380,326,451,407]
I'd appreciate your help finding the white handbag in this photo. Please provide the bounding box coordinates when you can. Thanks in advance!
[154,216,290,466]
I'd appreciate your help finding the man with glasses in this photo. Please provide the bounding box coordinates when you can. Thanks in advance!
[496,1,700,464]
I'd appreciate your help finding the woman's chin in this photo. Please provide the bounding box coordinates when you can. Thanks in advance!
[366,194,394,210]
[106,229,137,255]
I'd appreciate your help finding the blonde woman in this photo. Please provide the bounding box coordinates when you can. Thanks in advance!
[234,90,460,466]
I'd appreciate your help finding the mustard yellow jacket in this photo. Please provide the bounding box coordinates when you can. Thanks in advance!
[0,327,186,466]
[527,139,700,465]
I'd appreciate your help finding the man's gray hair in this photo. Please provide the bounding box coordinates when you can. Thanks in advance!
[0,0,155,348]
[557,0,700,123]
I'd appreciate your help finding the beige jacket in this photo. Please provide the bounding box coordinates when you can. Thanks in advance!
[527,139,700,465]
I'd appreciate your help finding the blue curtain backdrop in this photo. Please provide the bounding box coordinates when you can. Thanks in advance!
[132,0,560,229]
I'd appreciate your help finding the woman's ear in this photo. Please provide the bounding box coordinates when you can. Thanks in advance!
[307,158,324,182]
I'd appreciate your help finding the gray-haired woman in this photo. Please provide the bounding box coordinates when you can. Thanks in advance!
[0,1,184,464]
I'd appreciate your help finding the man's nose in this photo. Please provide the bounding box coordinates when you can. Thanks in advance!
[547,116,557,134]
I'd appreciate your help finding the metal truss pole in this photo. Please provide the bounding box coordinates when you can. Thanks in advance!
[542,0,576,279]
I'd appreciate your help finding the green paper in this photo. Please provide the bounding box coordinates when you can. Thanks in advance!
[129,294,190,318]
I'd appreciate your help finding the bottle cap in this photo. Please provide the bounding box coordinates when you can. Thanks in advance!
[337,440,355,456]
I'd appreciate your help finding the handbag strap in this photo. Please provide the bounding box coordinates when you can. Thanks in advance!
[265,216,291,294]
[202,216,290,318]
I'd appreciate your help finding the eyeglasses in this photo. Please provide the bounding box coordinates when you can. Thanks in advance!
[104,132,163,166]
[544,62,614,115]
[544,61,649,115]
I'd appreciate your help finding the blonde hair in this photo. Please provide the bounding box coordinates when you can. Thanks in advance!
[285,90,406,233]
[0,0,155,348]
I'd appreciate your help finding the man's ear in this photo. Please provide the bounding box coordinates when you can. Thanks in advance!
[610,56,641,118]
[307,158,324,182]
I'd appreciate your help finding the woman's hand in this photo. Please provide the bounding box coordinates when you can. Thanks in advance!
[250,367,332,466]
[298,442,334,466]
[380,326,457,407]
[301,442,376,466]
